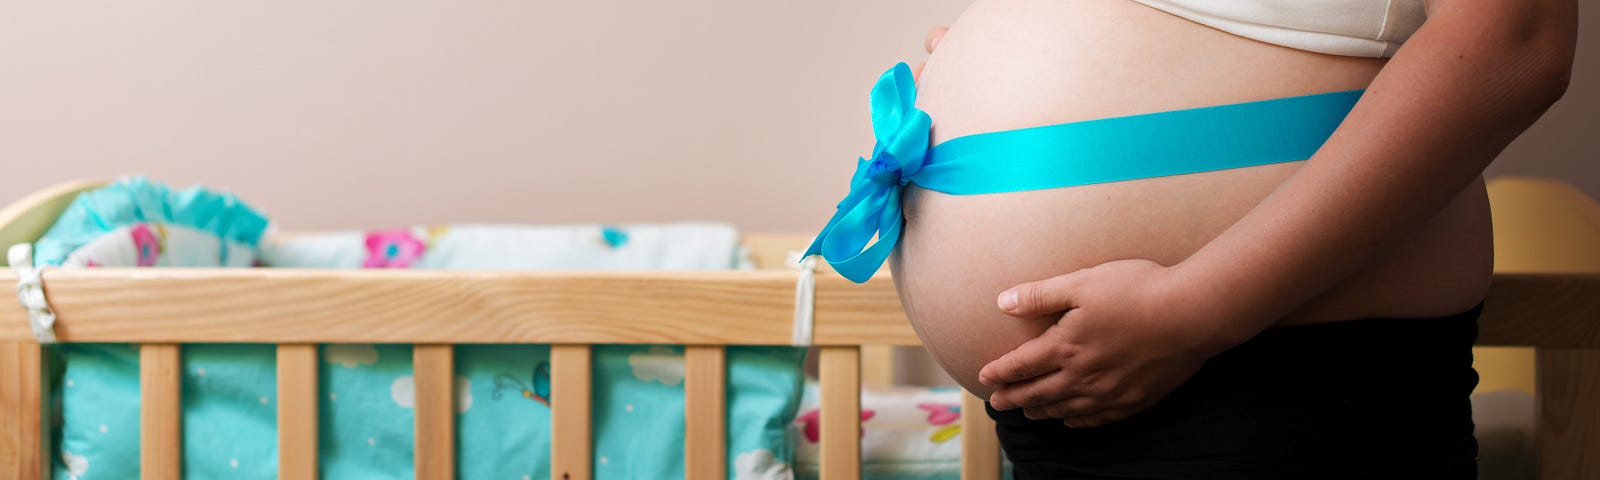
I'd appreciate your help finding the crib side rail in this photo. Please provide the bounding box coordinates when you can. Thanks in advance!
[3,270,1598,479]
[0,267,961,480]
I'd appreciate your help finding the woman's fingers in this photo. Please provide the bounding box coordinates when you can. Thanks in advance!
[991,369,1077,412]
[998,273,1081,317]
[979,324,1075,389]
[925,26,949,54]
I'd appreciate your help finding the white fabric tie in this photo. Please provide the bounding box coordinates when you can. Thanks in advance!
[9,244,57,343]
[788,251,818,346]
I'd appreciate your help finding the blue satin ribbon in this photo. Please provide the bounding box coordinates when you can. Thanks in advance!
[805,62,1363,283]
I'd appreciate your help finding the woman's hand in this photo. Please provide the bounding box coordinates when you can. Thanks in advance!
[912,26,949,81]
[980,259,1241,428]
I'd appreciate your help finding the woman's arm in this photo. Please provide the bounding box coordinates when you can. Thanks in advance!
[1171,0,1576,344]
[982,0,1577,427]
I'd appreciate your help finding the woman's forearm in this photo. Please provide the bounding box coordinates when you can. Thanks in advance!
[1174,0,1577,347]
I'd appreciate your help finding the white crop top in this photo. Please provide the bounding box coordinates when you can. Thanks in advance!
[1130,0,1427,58]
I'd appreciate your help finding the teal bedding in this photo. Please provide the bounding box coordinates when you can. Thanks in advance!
[42,178,803,480]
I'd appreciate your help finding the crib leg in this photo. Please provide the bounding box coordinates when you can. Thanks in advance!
[1,343,47,480]
[1537,347,1600,480]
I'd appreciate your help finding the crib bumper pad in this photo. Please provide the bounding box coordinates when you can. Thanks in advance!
[31,176,269,268]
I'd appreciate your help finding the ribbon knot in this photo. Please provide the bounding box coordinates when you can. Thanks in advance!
[865,155,903,184]
[802,63,931,283]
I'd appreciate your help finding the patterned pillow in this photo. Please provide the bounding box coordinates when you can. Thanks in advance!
[32,176,269,268]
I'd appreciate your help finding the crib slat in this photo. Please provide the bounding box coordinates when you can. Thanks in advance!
[684,346,726,479]
[414,345,456,480]
[860,345,895,387]
[0,343,47,480]
[140,344,182,480]
[960,392,1001,480]
[819,346,861,480]
[277,344,318,480]
[551,345,592,480]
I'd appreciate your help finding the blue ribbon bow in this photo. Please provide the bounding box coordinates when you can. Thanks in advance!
[804,64,1365,284]
[802,63,931,283]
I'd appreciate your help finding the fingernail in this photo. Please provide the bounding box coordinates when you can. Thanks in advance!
[998,289,1018,312]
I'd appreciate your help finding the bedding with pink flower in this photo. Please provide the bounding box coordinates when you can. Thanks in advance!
[363,229,427,268]
[130,223,163,267]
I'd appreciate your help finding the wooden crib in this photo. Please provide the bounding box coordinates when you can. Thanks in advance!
[0,179,1597,480]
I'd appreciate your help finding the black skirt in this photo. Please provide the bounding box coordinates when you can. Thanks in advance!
[987,304,1482,479]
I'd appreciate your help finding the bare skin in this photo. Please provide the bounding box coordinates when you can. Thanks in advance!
[888,0,1572,417]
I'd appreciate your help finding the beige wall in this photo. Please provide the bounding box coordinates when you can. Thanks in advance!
[0,0,1594,234]
[0,0,970,232]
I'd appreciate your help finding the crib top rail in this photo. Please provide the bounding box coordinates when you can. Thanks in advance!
[0,267,1595,347]
[0,268,919,345]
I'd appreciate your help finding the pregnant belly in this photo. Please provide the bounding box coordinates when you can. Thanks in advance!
[892,0,1494,398]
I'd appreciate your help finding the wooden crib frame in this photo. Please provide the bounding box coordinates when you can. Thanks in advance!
[0,179,1596,480]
